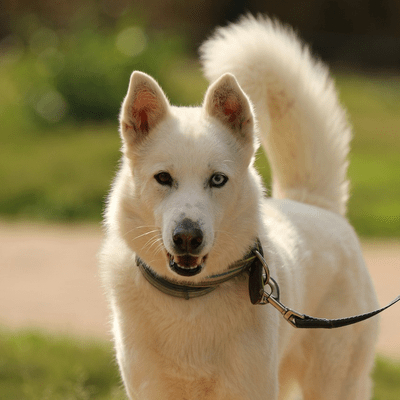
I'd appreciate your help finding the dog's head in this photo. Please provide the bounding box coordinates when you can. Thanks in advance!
[115,71,263,281]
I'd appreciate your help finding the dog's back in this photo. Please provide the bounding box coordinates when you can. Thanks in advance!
[201,15,351,216]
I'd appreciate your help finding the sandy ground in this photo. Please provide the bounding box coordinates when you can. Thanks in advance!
[1,222,399,360]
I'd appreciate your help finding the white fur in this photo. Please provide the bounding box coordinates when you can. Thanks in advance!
[100,15,379,400]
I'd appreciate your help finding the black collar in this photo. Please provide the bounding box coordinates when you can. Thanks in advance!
[136,239,263,300]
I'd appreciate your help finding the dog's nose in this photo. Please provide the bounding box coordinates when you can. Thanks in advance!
[173,218,204,254]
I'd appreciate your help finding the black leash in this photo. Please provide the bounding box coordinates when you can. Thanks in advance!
[249,248,400,329]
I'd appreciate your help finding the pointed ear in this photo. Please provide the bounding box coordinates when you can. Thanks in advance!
[203,73,255,142]
[120,71,170,145]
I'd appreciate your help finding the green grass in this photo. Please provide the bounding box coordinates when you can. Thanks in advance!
[336,74,400,237]
[0,123,121,222]
[0,328,399,399]
[373,356,400,400]
[0,329,126,400]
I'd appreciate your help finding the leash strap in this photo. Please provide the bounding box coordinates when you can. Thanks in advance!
[292,296,400,329]
[251,249,400,329]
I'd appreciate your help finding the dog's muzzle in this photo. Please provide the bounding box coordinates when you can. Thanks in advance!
[168,218,207,277]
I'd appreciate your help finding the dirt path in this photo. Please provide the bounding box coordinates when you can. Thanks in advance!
[1,222,399,360]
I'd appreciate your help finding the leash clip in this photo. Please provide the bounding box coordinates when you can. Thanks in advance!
[254,250,305,327]
[261,287,305,328]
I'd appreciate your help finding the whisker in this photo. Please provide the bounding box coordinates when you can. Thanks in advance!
[135,229,161,241]
[146,237,163,252]
[143,233,164,253]
[122,225,160,239]
[153,242,166,257]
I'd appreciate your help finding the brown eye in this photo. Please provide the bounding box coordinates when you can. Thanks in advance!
[154,172,173,186]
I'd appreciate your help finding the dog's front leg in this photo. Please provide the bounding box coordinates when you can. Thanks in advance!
[226,315,280,400]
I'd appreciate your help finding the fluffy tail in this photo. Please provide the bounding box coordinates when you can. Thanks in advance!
[200,15,352,216]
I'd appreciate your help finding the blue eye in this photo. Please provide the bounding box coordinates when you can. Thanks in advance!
[154,172,173,186]
[210,173,228,188]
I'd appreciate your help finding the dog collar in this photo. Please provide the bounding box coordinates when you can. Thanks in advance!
[136,239,263,300]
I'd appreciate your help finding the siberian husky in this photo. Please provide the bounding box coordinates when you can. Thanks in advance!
[100,15,379,400]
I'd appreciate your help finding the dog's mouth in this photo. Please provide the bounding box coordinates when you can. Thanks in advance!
[167,253,207,277]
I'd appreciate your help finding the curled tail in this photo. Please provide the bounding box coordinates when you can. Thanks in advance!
[200,15,352,216]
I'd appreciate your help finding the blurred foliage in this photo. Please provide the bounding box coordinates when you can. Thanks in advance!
[53,27,191,121]
[0,9,204,127]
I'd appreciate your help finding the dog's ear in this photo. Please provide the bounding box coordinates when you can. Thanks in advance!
[203,73,255,143]
[120,71,170,145]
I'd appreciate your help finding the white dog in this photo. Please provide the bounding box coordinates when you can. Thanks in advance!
[100,15,379,399]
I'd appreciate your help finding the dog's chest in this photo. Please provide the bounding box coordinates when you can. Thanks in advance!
[131,284,262,364]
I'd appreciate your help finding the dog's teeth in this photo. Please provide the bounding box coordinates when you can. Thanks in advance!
[195,257,202,266]
[168,253,206,270]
